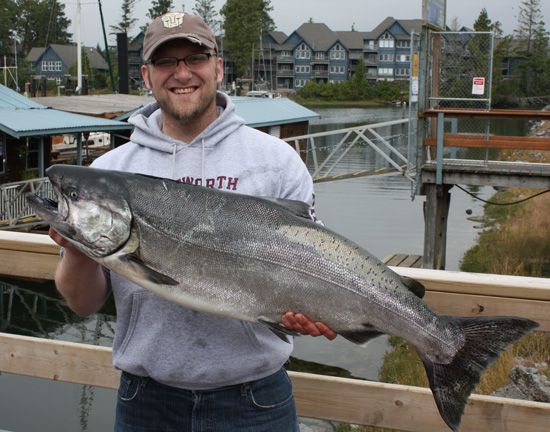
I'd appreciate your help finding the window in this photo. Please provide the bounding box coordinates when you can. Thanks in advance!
[378,68,394,76]
[378,33,395,48]
[295,65,310,74]
[41,60,62,72]
[396,68,409,76]
[315,52,325,60]
[330,44,346,60]
[26,138,40,171]
[295,79,309,87]
[379,53,394,62]
[295,44,311,59]
[0,135,5,175]
[330,65,345,74]
[366,40,375,50]
[398,54,410,62]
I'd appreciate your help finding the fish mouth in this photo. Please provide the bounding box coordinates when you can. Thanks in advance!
[26,193,65,223]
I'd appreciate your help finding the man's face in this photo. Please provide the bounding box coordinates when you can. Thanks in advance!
[141,39,223,127]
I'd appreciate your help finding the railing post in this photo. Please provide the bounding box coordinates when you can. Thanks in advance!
[436,112,445,185]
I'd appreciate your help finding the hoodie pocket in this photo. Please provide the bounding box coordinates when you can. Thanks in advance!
[117,291,144,357]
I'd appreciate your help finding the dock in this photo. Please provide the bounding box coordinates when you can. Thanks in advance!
[383,254,423,268]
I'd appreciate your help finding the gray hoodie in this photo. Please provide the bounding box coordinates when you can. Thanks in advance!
[91,92,315,390]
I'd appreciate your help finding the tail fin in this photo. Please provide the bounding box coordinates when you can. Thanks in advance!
[420,316,538,432]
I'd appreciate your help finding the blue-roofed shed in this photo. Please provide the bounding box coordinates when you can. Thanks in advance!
[31,93,319,161]
[0,85,133,183]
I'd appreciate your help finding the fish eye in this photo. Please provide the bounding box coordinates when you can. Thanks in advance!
[67,189,79,200]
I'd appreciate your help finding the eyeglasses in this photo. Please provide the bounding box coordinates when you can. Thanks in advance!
[147,52,215,71]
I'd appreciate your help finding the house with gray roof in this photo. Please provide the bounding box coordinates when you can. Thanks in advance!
[25,44,108,89]
[250,17,422,91]
[365,17,424,82]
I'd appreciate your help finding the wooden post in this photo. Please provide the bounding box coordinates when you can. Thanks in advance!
[422,183,452,269]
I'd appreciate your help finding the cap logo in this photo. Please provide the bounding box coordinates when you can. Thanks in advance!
[161,12,185,28]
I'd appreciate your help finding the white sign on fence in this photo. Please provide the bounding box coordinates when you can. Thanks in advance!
[472,77,486,96]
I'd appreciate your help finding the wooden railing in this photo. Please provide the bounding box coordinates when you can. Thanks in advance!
[1,231,550,431]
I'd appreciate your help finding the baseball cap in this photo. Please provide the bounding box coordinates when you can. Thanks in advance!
[143,12,218,62]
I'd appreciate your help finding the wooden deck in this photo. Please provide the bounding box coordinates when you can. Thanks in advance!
[383,253,423,268]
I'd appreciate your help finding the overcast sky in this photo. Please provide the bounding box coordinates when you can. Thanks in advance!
[61,0,550,47]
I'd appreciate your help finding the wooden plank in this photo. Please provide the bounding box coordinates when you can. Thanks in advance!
[0,231,60,255]
[0,249,59,280]
[425,134,550,150]
[400,254,423,268]
[0,333,119,389]
[1,333,549,432]
[421,108,550,120]
[424,291,550,332]
[392,267,550,301]
[292,373,550,432]
[383,254,408,266]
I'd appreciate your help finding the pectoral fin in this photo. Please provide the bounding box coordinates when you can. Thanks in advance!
[258,318,300,343]
[340,325,383,345]
[120,253,179,286]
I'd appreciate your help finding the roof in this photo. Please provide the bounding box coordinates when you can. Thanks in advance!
[31,94,154,118]
[293,23,338,51]
[268,31,288,45]
[336,31,373,50]
[0,85,44,110]
[370,17,423,39]
[25,44,108,70]
[231,97,318,127]
[31,93,319,128]
[26,47,45,63]
[0,85,133,138]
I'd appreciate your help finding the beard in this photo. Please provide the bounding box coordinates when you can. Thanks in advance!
[157,84,218,124]
[155,67,220,125]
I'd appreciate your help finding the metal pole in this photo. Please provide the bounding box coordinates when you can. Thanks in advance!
[75,0,82,94]
[98,0,116,92]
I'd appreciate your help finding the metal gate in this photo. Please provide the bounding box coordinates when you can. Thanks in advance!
[428,31,494,110]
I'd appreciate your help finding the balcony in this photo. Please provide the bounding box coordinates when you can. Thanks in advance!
[277,69,294,78]
[277,55,295,64]
[311,58,329,65]
[312,69,329,78]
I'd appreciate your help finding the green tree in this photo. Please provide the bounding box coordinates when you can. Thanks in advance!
[110,0,138,34]
[147,0,174,20]
[515,0,545,54]
[14,0,71,55]
[193,0,219,31]
[0,0,17,56]
[517,25,550,97]
[221,0,274,79]
[514,0,549,97]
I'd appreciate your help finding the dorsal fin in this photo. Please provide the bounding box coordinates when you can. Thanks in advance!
[262,197,313,220]
[400,275,425,298]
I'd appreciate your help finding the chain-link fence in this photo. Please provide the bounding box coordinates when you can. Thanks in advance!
[426,31,497,163]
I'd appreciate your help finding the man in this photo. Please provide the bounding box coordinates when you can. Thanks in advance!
[50,12,335,432]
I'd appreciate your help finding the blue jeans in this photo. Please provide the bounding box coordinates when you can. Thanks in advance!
[115,368,299,432]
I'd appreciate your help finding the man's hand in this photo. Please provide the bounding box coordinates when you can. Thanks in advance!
[49,227,70,247]
[282,312,337,340]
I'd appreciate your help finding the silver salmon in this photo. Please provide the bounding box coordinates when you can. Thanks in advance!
[27,165,538,431]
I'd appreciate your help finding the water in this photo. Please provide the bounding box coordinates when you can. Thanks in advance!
[0,106,494,431]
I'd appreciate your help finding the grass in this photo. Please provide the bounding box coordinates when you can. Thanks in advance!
[461,189,550,277]
[288,96,389,109]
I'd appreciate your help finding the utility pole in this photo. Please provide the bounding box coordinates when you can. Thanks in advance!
[75,0,82,94]
[98,0,116,92]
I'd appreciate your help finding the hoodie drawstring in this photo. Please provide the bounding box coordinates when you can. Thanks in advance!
[172,144,177,179]
[201,139,205,182]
